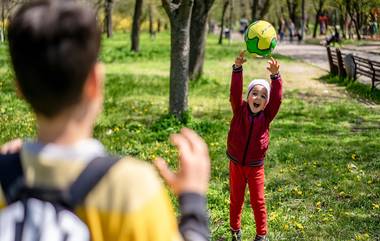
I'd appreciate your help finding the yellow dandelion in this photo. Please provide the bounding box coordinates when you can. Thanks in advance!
[351,154,357,160]
[294,222,304,230]
[316,201,321,208]
[283,224,289,230]
[372,203,379,209]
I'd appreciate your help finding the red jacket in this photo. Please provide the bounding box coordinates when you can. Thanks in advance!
[227,66,282,166]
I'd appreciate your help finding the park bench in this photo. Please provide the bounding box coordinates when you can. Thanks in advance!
[326,46,346,78]
[351,55,380,90]
[326,46,380,90]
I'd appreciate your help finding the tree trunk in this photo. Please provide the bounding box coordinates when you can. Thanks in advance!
[300,0,305,40]
[286,0,298,24]
[104,0,113,38]
[162,0,194,118]
[312,0,324,38]
[131,0,144,52]
[189,0,215,80]
[352,19,361,40]
[240,0,247,19]
[218,0,229,45]
[346,1,362,40]
[313,10,320,38]
[251,0,259,22]
[258,0,271,19]
[157,18,161,32]
[1,0,6,42]
[148,3,155,38]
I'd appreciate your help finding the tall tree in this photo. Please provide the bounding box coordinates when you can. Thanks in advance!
[240,0,248,19]
[250,0,271,21]
[312,0,326,38]
[0,0,18,43]
[189,0,215,80]
[286,0,299,24]
[0,0,5,42]
[148,2,155,38]
[104,0,113,38]
[218,0,229,44]
[300,0,305,40]
[162,0,194,117]
[344,0,376,40]
[131,0,144,52]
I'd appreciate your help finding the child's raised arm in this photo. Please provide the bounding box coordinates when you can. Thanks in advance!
[264,57,282,122]
[230,51,246,114]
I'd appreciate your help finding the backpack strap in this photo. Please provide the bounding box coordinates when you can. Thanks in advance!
[0,152,23,203]
[64,155,120,208]
[1,153,119,209]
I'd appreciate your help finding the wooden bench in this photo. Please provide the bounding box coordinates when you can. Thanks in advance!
[326,46,346,78]
[327,46,380,90]
[352,55,380,90]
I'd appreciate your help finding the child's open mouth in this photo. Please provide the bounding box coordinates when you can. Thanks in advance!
[253,103,260,108]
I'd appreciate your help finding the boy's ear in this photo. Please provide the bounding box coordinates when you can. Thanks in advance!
[84,62,104,100]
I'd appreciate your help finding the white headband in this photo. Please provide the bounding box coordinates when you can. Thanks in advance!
[247,79,271,103]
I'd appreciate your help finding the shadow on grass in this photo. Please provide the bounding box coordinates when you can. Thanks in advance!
[319,74,380,104]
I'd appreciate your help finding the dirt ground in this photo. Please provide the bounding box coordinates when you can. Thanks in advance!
[281,61,343,96]
[281,61,380,110]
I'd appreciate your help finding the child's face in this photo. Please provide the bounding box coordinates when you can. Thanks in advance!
[247,85,268,113]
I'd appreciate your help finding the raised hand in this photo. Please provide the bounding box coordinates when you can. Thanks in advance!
[154,128,210,195]
[234,50,247,68]
[267,57,280,75]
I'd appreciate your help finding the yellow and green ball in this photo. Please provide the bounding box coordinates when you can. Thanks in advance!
[244,20,277,56]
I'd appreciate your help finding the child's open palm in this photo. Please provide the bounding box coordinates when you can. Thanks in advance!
[235,50,247,68]
[267,57,280,75]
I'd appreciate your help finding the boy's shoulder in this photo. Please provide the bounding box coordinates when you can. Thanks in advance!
[83,156,165,212]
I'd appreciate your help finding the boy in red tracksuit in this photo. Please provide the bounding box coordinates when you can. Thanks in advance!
[227,51,282,241]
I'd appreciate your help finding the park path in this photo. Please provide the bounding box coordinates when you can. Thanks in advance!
[274,41,380,71]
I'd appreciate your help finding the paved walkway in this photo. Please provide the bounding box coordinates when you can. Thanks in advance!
[274,41,380,88]
[274,43,329,70]
[275,41,380,71]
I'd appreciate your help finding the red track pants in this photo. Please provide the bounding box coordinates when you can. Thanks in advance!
[229,161,267,235]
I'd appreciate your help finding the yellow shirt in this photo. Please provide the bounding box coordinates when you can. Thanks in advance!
[0,139,182,241]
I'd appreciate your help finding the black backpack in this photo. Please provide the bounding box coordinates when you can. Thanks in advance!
[0,153,119,241]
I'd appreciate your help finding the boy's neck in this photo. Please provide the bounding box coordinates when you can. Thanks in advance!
[36,106,95,145]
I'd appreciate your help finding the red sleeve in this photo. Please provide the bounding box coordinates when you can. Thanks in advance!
[264,75,283,123]
[230,67,244,115]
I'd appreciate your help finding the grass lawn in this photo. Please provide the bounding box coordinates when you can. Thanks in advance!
[0,32,379,240]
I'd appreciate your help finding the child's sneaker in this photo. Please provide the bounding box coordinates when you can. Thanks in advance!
[253,234,268,241]
[231,229,242,241]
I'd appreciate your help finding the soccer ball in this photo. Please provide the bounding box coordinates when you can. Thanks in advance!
[244,20,277,56]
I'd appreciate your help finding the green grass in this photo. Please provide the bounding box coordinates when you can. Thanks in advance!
[0,32,379,240]
[320,74,380,104]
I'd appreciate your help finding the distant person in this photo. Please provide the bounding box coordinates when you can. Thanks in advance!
[288,20,296,42]
[369,18,379,38]
[319,13,328,35]
[227,51,283,241]
[278,17,286,42]
[239,18,249,35]
[0,1,211,240]
[325,25,341,46]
